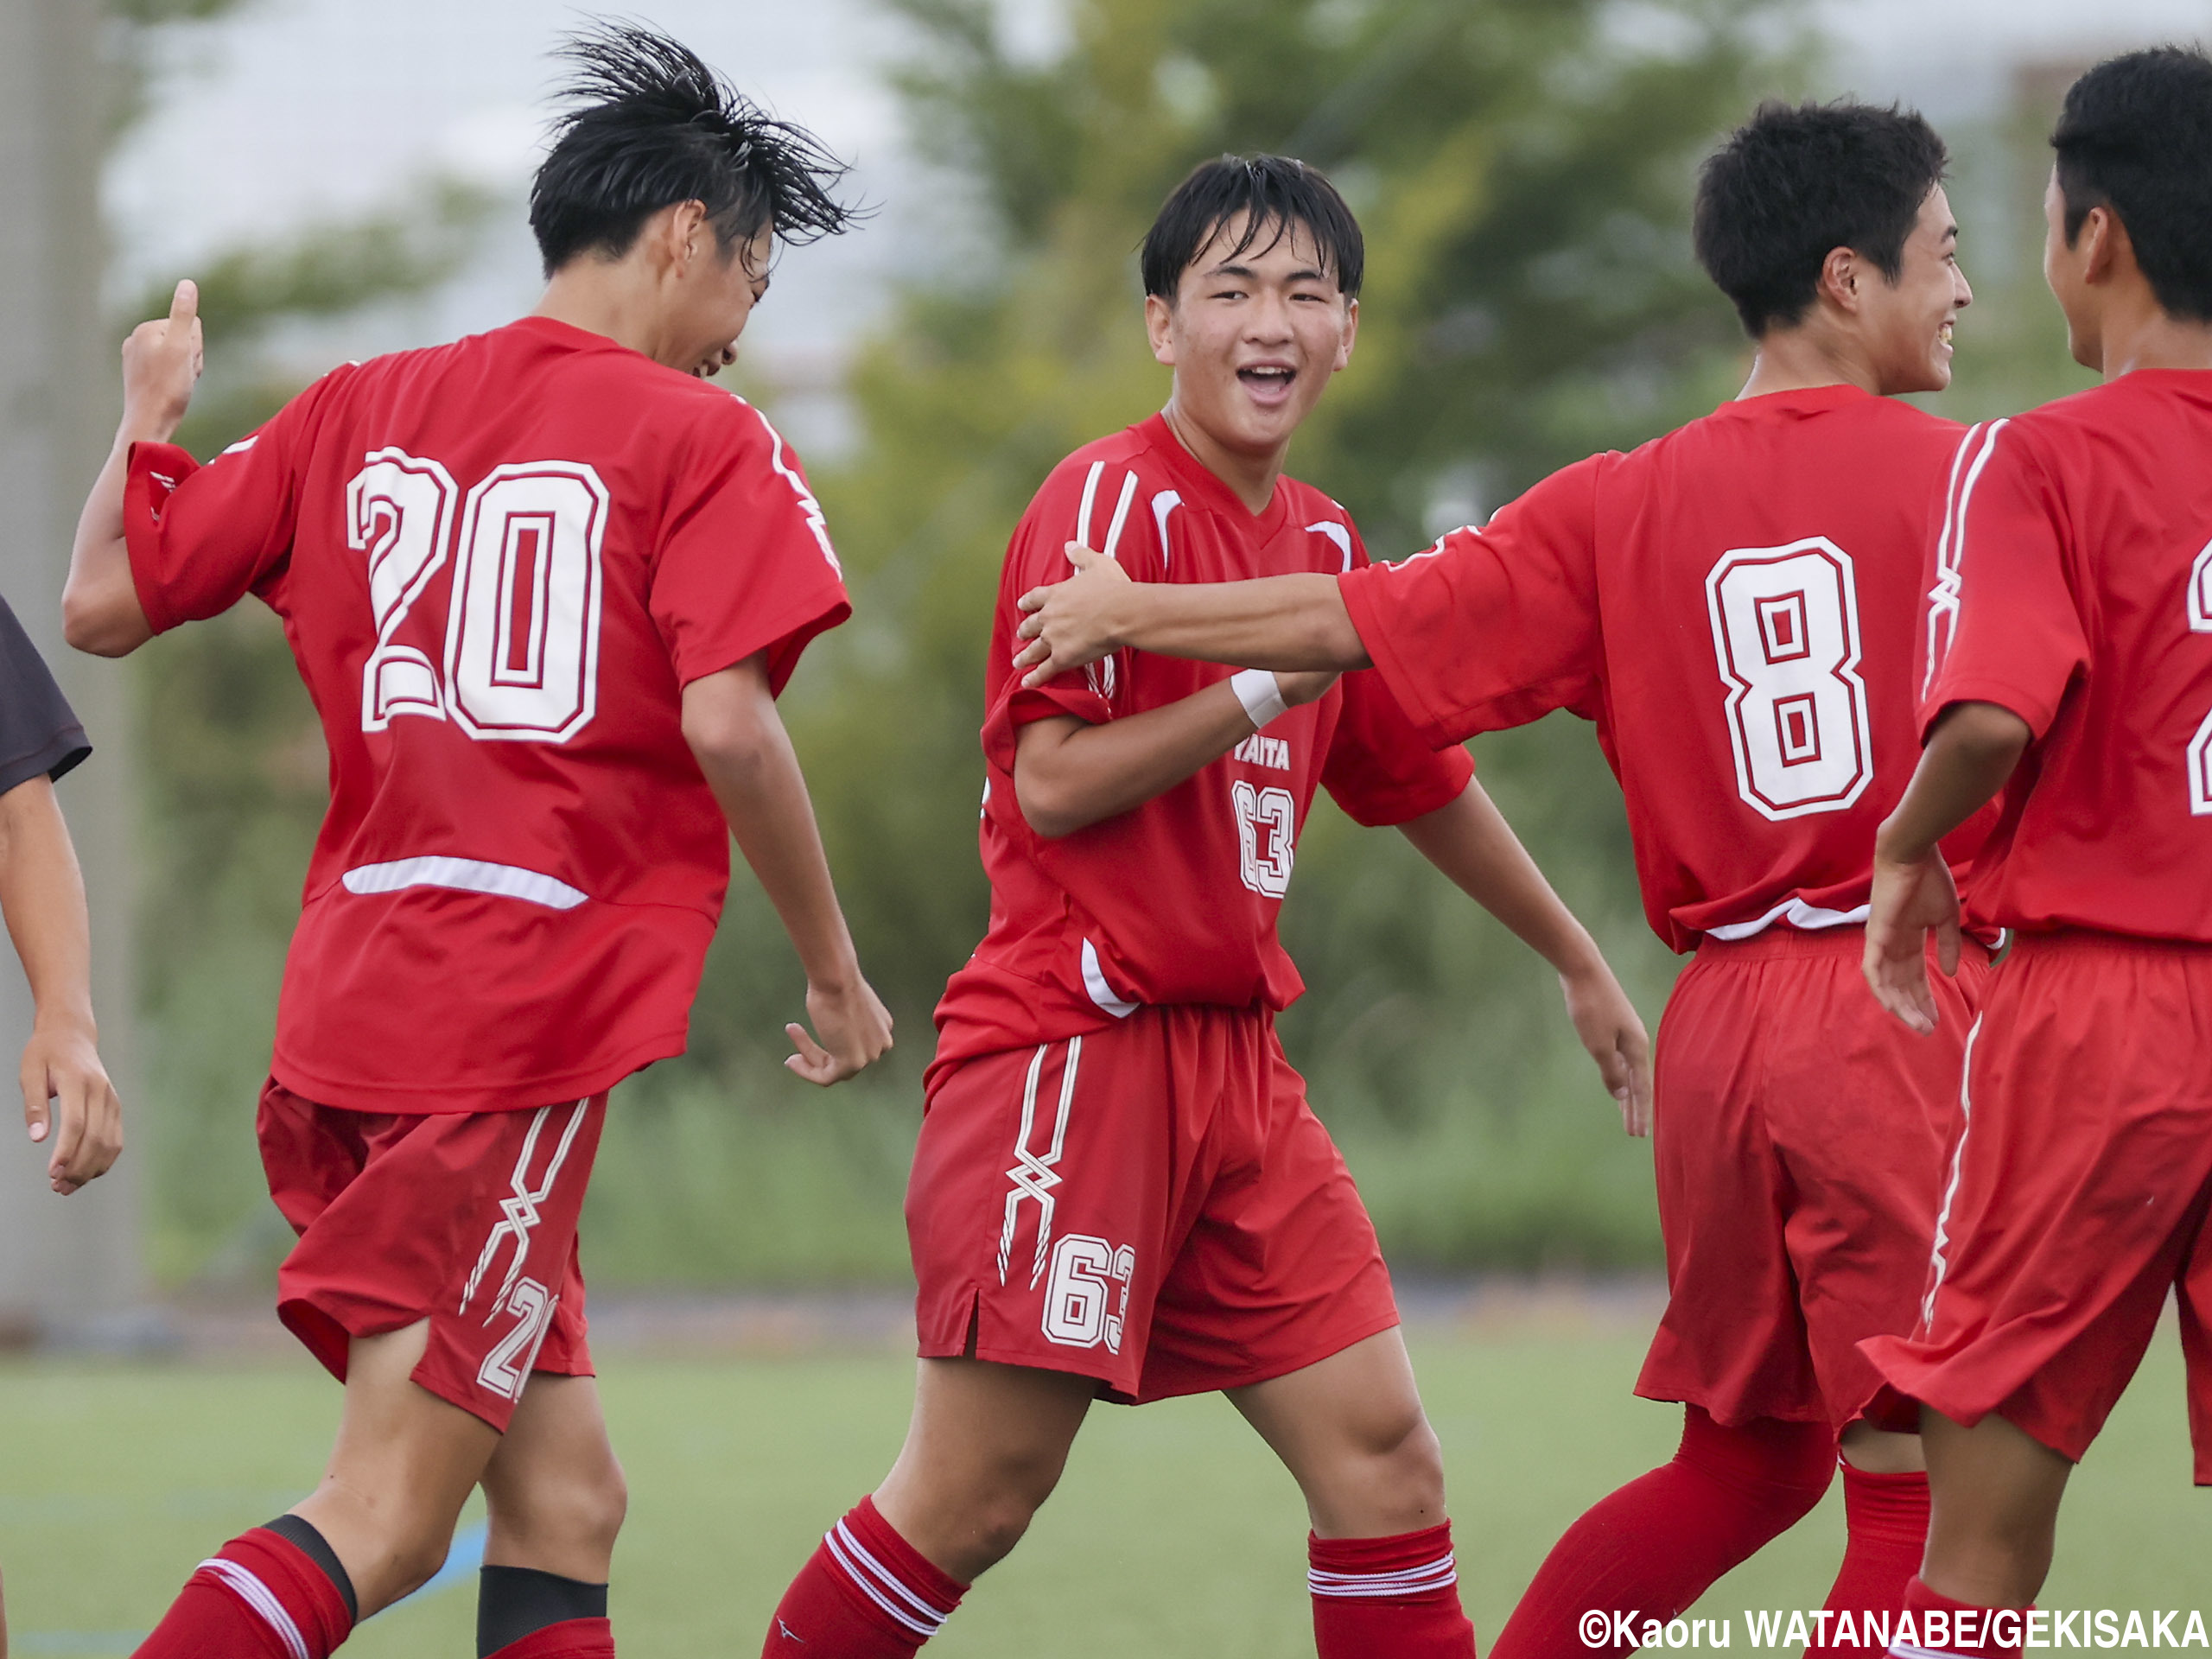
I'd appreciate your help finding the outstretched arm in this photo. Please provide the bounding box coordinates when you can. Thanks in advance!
[63,280,204,658]
[683,655,893,1085]
[1863,701,2031,1033]
[0,777,123,1192]
[1014,543,1370,685]
[1014,668,1340,838]
[1398,781,1652,1135]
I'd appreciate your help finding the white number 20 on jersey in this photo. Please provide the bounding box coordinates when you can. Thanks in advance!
[1705,537,1872,821]
[347,448,608,742]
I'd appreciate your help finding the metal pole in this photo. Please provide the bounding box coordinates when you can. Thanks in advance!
[0,0,149,1341]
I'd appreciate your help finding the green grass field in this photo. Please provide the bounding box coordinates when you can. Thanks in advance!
[1,1321,2203,1656]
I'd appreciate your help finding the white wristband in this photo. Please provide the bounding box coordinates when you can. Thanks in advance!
[1230,667,1289,731]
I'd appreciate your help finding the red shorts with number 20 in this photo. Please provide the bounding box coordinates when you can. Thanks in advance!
[910,1006,1397,1403]
[257,1078,605,1432]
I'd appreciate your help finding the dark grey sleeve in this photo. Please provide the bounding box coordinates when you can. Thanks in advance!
[0,594,90,795]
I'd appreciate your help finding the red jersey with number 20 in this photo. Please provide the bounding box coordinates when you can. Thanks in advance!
[124,315,851,1113]
[931,414,1474,1071]
[1339,385,1982,954]
[1924,372,2212,943]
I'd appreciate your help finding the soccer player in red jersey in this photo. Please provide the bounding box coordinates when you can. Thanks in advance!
[760,156,1649,1659]
[1859,48,2212,1652]
[60,27,892,1659]
[1015,104,1987,1651]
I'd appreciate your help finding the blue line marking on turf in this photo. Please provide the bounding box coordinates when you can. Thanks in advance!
[384,1516,488,1611]
[18,1520,486,1650]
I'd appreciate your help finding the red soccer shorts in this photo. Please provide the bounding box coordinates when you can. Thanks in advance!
[1638,925,1988,1428]
[257,1078,606,1431]
[909,1005,1397,1402]
[1863,931,2212,1476]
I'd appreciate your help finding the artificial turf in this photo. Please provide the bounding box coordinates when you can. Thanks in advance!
[0,1321,2202,1656]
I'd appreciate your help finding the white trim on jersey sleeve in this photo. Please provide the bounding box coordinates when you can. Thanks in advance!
[1703,896,1870,942]
[341,855,588,911]
[1306,519,1354,573]
[1151,490,1182,571]
[1079,938,1137,1018]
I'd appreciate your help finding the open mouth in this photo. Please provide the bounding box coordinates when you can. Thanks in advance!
[1237,363,1298,404]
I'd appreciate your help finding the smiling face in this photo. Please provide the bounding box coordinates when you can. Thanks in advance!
[1858,185,1973,394]
[2042,166,2107,371]
[671,221,774,378]
[1147,212,1358,470]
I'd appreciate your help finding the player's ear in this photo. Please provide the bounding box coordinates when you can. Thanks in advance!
[1333,296,1358,373]
[1818,245,1862,315]
[666,199,711,275]
[1146,292,1178,367]
[2082,204,2127,287]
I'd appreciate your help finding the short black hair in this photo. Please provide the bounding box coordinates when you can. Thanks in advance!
[2053,47,2212,323]
[1140,155,1364,301]
[1694,101,1949,338]
[531,21,858,278]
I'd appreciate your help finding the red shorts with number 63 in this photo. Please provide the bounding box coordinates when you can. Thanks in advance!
[257,1078,605,1432]
[909,1004,1398,1403]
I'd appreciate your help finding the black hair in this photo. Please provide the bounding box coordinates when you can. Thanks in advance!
[530,21,858,277]
[1694,100,1949,338]
[1139,155,1364,301]
[2053,46,2212,322]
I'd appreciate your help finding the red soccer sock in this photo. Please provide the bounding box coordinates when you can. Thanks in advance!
[1490,1407,1834,1659]
[484,1618,615,1658]
[1308,1522,1477,1659]
[1808,1464,1929,1651]
[1897,1577,2026,1659]
[760,1497,966,1657]
[134,1527,355,1658]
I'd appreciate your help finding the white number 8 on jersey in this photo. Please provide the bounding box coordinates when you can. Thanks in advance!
[1705,537,1872,821]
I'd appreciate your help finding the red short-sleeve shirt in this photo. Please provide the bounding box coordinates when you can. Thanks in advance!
[1338,385,1986,954]
[124,316,851,1110]
[1923,372,2212,943]
[931,414,1473,1071]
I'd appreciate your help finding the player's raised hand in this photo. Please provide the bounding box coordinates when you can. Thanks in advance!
[786,975,894,1087]
[119,279,204,437]
[1561,965,1653,1136]
[1863,849,1961,1035]
[1013,543,1132,686]
[20,1019,123,1195]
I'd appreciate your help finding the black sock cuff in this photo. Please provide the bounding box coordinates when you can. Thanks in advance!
[261,1513,359,1625]
[478,1565,609,1657]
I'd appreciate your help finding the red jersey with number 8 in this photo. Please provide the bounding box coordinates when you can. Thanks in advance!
[1923,371,2212,942]
[931,413,1473,1072]
[1338,385,1985,954]
[123,315,851,1112]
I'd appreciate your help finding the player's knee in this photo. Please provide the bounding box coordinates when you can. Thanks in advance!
[383,1529,454,1605]
[488,1453,630,1558]
[1370,1410,1447,1514]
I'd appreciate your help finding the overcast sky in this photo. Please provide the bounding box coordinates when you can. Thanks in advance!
[105,0,2212,447]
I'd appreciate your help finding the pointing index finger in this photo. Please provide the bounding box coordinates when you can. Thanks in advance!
[170,278,199,324]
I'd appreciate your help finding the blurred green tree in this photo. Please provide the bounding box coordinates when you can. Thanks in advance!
[655,0,1820,1274]
[118,0,1835,1284]
[107,0,493,1281]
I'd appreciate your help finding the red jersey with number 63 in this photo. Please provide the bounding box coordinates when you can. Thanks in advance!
[123,315,851,1113]
[931,413,1474,1072]
[1923,372,2212,942]
[1338,385,1985,954]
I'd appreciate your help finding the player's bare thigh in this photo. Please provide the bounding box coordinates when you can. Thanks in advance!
[292,1320,503,1617]
[481,1372,628,1581]
[1228,1327,1446,1538]
[873,1356,1098,1582]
